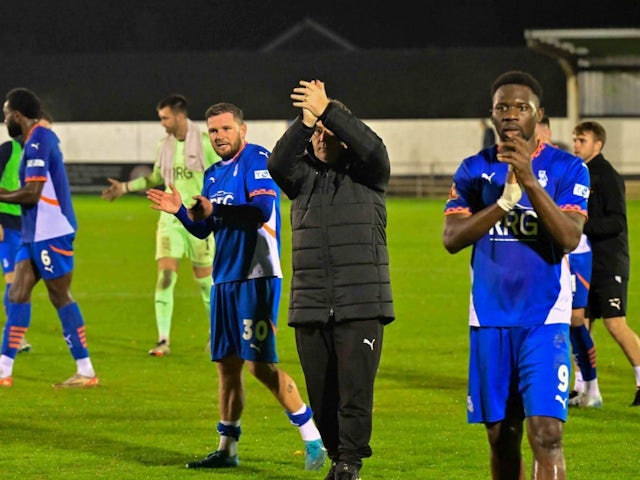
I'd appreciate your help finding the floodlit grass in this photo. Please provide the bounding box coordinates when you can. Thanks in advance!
[1,195,640,479]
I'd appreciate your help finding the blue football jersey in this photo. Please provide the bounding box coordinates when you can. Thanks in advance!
[445,143,590,327]
[19,125,76,242]
[202,143,282,284]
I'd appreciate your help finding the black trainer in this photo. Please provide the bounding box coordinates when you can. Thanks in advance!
[185,450,239,469]
[324,461,337,480]
[630,388,640,407]
[334,462,361,480]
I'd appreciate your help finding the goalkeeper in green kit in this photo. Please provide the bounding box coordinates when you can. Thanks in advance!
[102,94,219,356]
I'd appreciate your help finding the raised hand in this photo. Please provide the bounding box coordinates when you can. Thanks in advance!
[291,79,330,122]
[496,135,536,187]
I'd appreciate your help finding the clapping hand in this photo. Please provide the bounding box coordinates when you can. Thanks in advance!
[292,79,330,127]
[189,195,214,221]
[496,133,535,186]
[146,183,182,214]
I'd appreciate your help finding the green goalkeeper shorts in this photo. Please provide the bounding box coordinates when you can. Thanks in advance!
[155,219,214,266]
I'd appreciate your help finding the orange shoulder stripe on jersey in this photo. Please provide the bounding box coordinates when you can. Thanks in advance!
[249,188,277,198]
[559,204,588,218]
[444,206,472,216]
[26,176,47,182]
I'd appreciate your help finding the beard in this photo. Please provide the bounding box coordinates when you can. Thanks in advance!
[6,120,21,138]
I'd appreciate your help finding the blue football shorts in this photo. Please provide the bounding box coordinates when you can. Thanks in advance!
[0,227,21,275]
[568,250,591,309]
[209,276,281,363]
[15,233,75,280]
[467,323,571,424]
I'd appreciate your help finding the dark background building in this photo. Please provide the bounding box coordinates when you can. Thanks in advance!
[0,1,637,121]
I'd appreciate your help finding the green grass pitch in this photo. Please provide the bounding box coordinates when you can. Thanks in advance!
[1,195,639,479]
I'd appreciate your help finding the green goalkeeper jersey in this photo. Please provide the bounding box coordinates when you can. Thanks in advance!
[129,132,219,227]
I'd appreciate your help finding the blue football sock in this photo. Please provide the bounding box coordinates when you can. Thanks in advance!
[58,302,90,360]
[570,324,597,382]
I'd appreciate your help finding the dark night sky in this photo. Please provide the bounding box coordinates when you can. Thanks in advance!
[1,0,638,54]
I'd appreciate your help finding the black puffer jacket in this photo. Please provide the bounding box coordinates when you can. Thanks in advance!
[268,102,395,326]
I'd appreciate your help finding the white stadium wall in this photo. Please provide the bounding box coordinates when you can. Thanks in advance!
[2,118,640,186]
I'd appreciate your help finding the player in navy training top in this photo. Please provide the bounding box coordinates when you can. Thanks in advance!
[573,120,640,408]
[443,71,589,480]
[147,102,325,471]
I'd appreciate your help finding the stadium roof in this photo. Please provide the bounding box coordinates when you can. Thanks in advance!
[525,28,640,69]
[261,18,357,52]
[525,28,640,123]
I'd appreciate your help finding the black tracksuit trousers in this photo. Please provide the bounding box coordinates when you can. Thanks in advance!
[295,318,384,468]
